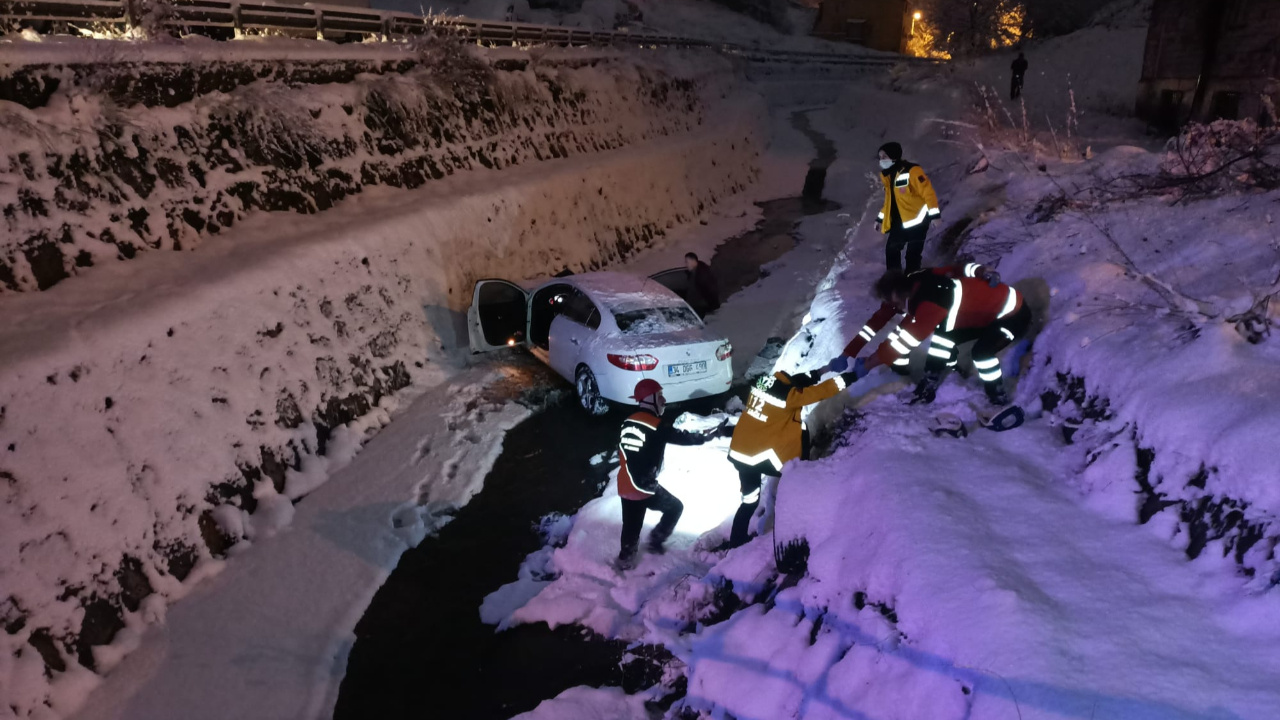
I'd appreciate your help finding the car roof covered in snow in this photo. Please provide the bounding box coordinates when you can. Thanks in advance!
[565,272,684,313]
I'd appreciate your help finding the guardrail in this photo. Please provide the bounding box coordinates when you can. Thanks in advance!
[0,0,930,67]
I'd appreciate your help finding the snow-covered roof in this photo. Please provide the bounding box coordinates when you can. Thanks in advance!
[568,271,684,313]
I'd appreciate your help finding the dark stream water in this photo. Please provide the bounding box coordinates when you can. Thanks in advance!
[335,109,840,719]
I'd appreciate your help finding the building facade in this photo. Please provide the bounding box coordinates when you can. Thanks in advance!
[812,0,913,53]
[1137,0,1280,129]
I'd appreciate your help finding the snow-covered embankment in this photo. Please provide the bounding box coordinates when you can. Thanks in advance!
[496,74,1280,719]
[0,39,763,717]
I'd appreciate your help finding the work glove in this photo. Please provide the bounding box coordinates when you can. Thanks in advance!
[839,358,868,386]
[981,269,1001,287]
[704,417,731,437]
[828,355,853,374]
[852,357,869,379]
[716,419,735,438]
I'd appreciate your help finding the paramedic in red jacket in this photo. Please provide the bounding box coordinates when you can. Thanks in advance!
[829,264,1032,405]
[614,379,722,570]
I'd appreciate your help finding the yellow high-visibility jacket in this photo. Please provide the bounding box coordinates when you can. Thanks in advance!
[878,163,941,233]
[728,372,848,473]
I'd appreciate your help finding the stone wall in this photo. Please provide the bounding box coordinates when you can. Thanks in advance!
[0,40,705,292]
[0,40,764,717]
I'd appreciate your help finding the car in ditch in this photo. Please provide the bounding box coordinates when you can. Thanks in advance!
[468,270,733,415]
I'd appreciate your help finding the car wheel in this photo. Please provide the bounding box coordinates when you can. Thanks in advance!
[575,366,609,417]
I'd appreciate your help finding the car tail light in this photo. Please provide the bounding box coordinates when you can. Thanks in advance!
[716,342,733,361]
[608,353,659,371]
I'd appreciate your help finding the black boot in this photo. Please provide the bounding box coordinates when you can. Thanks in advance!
[986,384,1010,407]
[729,501,759,548]
[613,550,637,572]
[909,373,943,405]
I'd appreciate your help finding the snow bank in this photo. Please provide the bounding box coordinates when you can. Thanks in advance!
[678,410,1280,720]
[948,143,1280,577]
[492,74,1280,720]
[906,16,1149,145]
[0,47,764,717]
[510,684,651,720]
[0,38,719,292]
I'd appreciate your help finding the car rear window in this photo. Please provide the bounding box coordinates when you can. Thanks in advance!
[613,306,701,335]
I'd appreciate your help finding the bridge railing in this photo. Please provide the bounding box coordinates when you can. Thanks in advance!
[1,0,938,66]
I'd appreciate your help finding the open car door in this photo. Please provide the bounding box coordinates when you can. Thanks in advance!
[648,268,691,302]
[468,279,528,352]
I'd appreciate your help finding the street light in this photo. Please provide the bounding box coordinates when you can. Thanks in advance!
[911,10,923,36]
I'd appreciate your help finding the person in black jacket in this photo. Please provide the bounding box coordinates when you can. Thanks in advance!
[684,252,721,318]
[1011,52,1028,99]
[615,378,725,570]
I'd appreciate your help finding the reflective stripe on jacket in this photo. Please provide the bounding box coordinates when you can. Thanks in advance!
[870,267,1023,368]
[728,372,846,472]
[617,411,712,501]
[878,164,941,233]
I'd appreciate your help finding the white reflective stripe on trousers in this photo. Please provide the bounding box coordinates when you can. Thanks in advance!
[946,280,963,332]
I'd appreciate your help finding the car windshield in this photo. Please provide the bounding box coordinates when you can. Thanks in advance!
[613,306,701,335]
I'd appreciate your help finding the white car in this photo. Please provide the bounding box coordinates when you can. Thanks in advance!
[468,270,733,415]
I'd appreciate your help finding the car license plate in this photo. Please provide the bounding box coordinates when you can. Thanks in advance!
[667,361,707,377]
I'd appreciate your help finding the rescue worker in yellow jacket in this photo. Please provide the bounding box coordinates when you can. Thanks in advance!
[725,368,859,548]
[877,142,941,273]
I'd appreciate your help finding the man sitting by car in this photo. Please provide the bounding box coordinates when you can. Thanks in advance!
[684,252,721,318]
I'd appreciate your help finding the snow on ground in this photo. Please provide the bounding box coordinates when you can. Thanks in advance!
[9,56,863,720]
[687,403,1280,720]
[63,369,530,720]
[952,146,1280,565]
[899,11,1151,148]
[0,40,723,292]
[489,44,1280,720]
[0,50,764,718]
[512,684,652,720]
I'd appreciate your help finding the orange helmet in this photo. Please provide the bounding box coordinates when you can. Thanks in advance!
[631,379,663,403]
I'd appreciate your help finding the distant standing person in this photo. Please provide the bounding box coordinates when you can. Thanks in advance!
[685,252,720,318]
[877,142,941,273]
[1011,52,1028,99]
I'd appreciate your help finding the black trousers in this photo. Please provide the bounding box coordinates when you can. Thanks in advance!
[729,430,809,547]
[1011,75,1025,100]
[925,304,1033,394]
[885,224,929,273]
[619,486,683,558]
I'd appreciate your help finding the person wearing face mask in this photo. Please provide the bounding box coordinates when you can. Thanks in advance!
[877,142,941,273]
[614,379,727,571]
